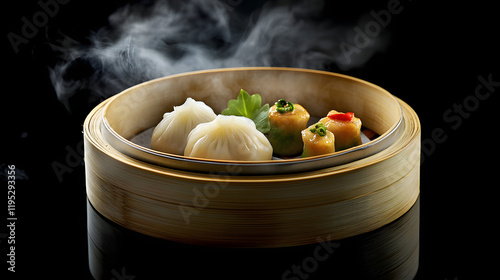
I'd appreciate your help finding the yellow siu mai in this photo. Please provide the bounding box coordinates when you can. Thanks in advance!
[301,123,335,158]
[268,99,310,156]
[319,110,362,151]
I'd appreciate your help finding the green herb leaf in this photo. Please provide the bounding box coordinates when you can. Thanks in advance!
[221,89,270,134]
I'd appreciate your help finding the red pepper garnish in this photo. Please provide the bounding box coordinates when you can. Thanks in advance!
[328,112,354,121]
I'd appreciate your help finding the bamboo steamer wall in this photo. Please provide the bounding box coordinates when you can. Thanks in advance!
[84,68,420,248]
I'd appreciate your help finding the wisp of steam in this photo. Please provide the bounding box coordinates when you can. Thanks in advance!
[50,0,388,112]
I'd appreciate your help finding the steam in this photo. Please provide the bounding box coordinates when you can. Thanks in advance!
[50,0,388,111]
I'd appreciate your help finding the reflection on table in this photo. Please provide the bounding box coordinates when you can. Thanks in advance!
[88,197,419,279]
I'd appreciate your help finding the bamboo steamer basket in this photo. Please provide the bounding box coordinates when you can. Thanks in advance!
[84,67,420,248]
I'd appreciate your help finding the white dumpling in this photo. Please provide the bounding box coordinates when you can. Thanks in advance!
[184,115,273,161]
[151,98,216,155]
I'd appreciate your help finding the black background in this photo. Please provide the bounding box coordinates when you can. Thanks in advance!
[2,0,499,279]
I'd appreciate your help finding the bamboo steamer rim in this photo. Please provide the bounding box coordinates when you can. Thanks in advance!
[99,67,404,175]
[86,101,417,184]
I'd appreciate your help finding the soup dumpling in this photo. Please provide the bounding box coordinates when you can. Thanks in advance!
[184,115,273,161]
[151,98,217,155]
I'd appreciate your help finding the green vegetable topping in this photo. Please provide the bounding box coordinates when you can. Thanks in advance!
[310,123,327,136]
[221,89,270,134]
[275,99,295,113]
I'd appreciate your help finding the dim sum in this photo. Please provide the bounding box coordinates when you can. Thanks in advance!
[301,123,336,157]
[151,98,217,155]
[268,99,310,156]
[184,115,273,161]
[319,110,362,151]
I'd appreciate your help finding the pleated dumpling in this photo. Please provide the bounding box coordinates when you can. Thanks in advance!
[151,98,216,155]
[184,115,273,161]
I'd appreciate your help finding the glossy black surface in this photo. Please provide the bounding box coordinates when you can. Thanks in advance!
[2,0,498,279]
[87,198,419,279]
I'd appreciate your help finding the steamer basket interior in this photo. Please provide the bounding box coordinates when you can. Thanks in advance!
[101,67,403,174]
